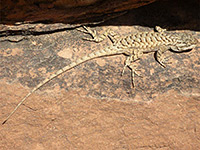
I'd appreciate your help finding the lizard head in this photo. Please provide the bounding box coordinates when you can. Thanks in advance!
[170,33,198,52]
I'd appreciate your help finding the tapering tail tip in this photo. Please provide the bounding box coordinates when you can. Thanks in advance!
[1,46,122,124]
[2,120,7,125]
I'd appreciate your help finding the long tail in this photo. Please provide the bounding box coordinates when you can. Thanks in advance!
[2,46,123,124]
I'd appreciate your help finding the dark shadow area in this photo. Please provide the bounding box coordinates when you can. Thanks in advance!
[0,0,199,38]
[103,0,200,31]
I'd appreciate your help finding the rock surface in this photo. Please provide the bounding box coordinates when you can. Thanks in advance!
[0,0,200,149]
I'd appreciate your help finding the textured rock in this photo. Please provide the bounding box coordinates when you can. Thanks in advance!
[0,0,200,149]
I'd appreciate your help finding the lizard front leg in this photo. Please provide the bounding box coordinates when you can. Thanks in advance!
[156,46,172,68]
[155,26,167,33]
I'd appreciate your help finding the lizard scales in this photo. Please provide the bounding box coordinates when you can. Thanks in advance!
[2,26,198,124]
[118,31,195,51]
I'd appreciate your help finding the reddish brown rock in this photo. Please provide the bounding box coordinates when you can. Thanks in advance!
[0,0,156,24]
[0,0,199,149]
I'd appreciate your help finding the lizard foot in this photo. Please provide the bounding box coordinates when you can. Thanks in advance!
[157,55,172,68]
[155,26,167,33]
[121,56,142,87]
[122,55,132,76]
[77,26,106,43]
[128,64,142,87]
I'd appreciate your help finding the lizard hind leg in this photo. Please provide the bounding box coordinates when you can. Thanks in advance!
[122,49,143,76]
[121,55,133,76]
[129,64,143,87]
[76,26,108,43]
[122,55,142,87]
[77,26,120,44]
[156,46,172,68]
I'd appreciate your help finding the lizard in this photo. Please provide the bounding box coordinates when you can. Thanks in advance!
[2,26,198,124]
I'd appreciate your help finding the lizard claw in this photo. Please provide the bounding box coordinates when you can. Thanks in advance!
[121,64,128,76]
[121,63,142,87]
[131,67,142,78]
[76,26,91,34]
[129,64,142,87]
[158,56,172,68]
